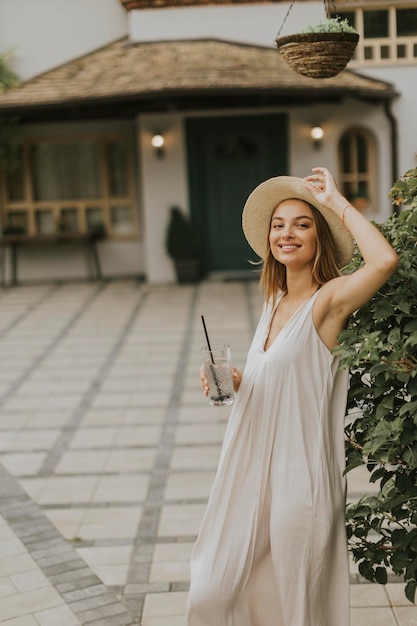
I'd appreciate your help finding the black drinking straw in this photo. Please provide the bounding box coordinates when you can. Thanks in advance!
[201,315,215,364]
[201,315,225,400]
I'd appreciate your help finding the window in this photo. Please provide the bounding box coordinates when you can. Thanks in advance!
[1,136,136,238]
[397,8,417,37]
[364,10,389,39]
[333,5,417,65]
[338,128,376,216]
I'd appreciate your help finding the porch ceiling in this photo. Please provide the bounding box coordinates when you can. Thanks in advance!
[0,38,396,120]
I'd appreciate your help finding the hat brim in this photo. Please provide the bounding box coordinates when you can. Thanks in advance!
[242,176,354,269]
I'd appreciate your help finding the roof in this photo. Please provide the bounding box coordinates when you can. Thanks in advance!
[0,38,396,116]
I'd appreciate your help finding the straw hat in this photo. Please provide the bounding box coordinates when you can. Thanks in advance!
[242,175,354,269]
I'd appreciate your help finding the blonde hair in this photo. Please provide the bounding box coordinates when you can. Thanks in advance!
[259,202,341,306]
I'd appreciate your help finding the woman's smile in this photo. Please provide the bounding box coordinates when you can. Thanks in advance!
[279,244,301,250]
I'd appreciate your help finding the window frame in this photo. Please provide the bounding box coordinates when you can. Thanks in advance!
[0,134,138,240]
[332,3,417,66]
[338,126,378,217]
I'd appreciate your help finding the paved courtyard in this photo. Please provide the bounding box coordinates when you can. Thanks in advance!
[0,279,415,625]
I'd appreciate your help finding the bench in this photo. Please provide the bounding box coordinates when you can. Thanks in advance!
[0,233,102,286]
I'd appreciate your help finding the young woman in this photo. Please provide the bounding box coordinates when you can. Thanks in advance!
[187,167,398,626]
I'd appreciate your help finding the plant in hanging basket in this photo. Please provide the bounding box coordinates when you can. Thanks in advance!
[276,17,359,80]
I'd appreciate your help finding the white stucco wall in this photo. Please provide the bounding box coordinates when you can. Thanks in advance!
[290,99,393,222]
[138,113,189,284]
[0,0,127,80]
[129,2,328,47]
[353,65,417,177]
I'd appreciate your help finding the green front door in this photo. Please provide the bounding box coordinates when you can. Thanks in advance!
[187,114,288,273]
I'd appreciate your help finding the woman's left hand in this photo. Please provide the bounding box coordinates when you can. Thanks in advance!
[304,167,344,214]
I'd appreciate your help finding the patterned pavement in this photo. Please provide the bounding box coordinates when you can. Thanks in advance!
[0,280,415,625]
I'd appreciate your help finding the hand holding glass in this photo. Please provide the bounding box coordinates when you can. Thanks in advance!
[201,344,234,406]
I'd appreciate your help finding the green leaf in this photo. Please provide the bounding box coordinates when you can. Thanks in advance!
[381,471,396,488]
[400,424,417,446]
[394,180,410,192]
[387,327,401,344]
[374,303,395,318]
[391,550,410,572]
[408,211,417,226]
[397,299,412,314]
[404,319,417,333]
[407,528,417,548]
[370,363,390,377]
[344,452,365,475]
[399,401,417,417]
[349,504,373,519]
[363,436,387,455]
[405,334,417,348]
[375,566,388,585]
[392,528,408,548]
[405,580,417,604]
[383,494,410,511]
[396,473,411,493]
[370,467,387,483]
[403,445,417,468]
[359,560,375,581]
[403,168,417,177]
[362,496,381,510]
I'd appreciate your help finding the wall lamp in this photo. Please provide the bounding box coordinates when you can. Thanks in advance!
[310,126,324,150]
[151,133,165,158]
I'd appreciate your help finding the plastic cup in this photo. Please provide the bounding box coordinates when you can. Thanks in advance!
[201,343,234,407]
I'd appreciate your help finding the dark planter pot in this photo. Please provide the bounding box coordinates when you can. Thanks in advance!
[174,258,200,284]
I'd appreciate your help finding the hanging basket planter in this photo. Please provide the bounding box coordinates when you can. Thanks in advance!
[276,31,359,79]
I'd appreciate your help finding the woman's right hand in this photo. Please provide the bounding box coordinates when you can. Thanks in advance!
[200,365,209,397]
[200,366,243,396]
[232,367,242,392]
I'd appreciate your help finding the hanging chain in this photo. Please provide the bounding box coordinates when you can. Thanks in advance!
[276,0,338,41]
[276,0,296,38]
[324,0,337,19]
[277,0,338,40]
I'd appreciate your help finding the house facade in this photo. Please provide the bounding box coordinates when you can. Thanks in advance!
[0,0,415,284]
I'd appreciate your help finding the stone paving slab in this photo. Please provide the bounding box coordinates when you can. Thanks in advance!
[0,465,136,625]
[0,280,415,625]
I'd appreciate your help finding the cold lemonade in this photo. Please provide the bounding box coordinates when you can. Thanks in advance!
[202,345,234,406]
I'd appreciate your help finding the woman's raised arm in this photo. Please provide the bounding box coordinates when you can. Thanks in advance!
[305,167,399,319]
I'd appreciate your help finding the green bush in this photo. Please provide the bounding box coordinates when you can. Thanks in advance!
[0,52,19,93]
[334,167,417,603]
[0,52,20,172]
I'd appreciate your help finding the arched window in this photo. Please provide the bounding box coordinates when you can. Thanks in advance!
[338,128,376,216]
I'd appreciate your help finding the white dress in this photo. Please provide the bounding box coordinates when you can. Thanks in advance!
[187,291,350,626]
